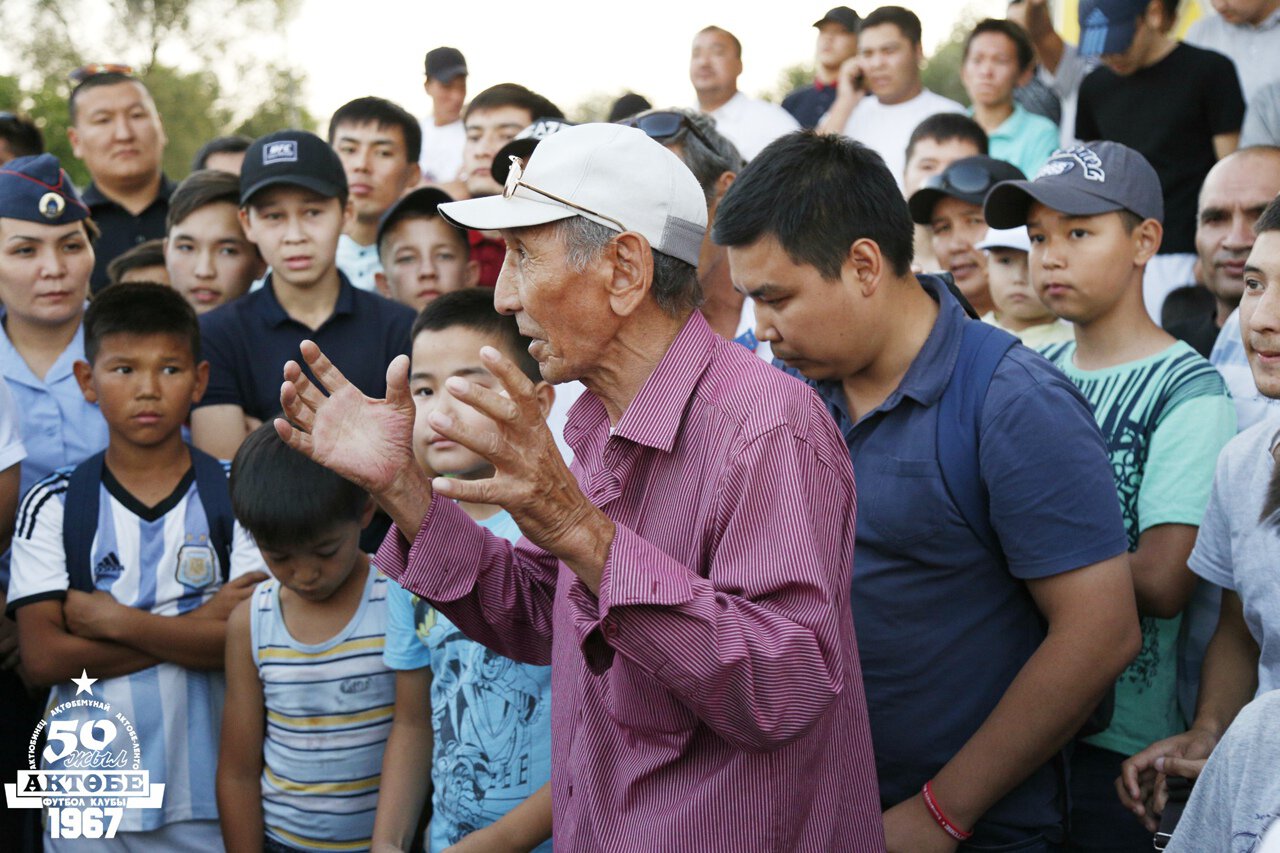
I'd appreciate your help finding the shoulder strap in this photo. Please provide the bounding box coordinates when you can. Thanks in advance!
[190,446,234,583]
[936,321,1018,561]
[62,451,108,592]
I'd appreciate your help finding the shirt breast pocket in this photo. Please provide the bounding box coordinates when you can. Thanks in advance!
[603,657,698,736]
[860,456,948,550]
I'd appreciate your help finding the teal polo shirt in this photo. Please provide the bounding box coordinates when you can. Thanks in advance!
[974,104,1061,178]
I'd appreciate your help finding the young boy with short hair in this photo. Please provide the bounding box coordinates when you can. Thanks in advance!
[106,237,168,285]
[192,129,414,463]
[219,423,393,853]
[164,168,265,314]
[329,97,423,292]
[7,282,269,850]
[986,140,1237,849]
[373,187,478,312]
[975,225,1073,347]
[371,289,553,853]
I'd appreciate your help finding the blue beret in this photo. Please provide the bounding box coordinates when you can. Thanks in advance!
[0,154,90,227]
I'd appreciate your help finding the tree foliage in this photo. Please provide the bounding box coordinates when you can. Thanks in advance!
[922,9,985,107]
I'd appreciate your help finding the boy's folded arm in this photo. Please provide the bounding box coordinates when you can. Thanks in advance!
[372,668,434,852]
[217,598,266,852]
[63,588,241,670]
[14,600,158,686]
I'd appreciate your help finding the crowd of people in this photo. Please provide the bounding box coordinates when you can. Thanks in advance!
[1,0,1279,850]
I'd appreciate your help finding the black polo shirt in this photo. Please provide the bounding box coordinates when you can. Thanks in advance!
[782,81,838,130]
[196,272,415,421]
[83,176,175,293]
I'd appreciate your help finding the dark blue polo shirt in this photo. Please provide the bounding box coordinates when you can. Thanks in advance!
[196,272,414,421]
[782,82,838,130]
[784,276,1128,836]
[83,176,175,294]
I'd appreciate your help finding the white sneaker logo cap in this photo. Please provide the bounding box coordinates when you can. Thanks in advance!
[438,123,708,267]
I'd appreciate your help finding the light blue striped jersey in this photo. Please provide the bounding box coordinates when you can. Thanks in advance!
[251,566,394,853]
[8,463,269,832]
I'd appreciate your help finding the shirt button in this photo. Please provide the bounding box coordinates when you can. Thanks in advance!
[601,617,618,639]
[134,234,145,244]
[567,784,573,797]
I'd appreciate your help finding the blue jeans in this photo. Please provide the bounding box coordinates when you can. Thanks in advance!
[1066,741,1158,851]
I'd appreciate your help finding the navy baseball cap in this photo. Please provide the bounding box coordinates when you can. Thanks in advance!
[425,47,468,83]
[908,156,1026,225]
[375,186,457,251]
[814,6,860,32]
[1078,0,1149,57]
[984,141,1163,228]
[239,130,348,206]
[0,154,90,226]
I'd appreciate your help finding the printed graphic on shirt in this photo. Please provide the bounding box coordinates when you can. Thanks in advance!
[412,598,547,844]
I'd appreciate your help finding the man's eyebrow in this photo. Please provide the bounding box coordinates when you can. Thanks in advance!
[736,282,784,298]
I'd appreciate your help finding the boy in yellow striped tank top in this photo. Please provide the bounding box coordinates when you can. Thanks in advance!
[217,423,394,853]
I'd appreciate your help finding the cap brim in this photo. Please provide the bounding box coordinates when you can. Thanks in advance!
[1079,20,1137,57]
[908,186,986,225]
[241,174,342,207]
[438,192,579,233]
[984,180,1124,229]
[376,187,456,247]
[430,65,468,83]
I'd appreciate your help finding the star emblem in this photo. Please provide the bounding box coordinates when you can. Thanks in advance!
[71,669,97,696]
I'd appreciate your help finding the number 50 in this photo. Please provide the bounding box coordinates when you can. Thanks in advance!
[42,719,118,763]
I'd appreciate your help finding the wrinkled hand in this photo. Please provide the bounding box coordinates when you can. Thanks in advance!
[1117,728,1218,832]
[883,794,960,853]
[277,340,426,502]
[193,572,269,621]
[64,590,128,641]
[429,346,610,574]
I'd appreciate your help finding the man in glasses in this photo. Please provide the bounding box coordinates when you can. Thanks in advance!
[908,155,1025,316]
[272,122,885,849]
[690,26,800,161]
[715,131,1139,850]
[66,68,172,294]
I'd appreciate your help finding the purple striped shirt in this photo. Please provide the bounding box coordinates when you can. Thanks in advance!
[376,312,884,851]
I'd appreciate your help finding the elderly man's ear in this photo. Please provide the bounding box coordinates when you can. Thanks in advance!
[604,231,656,318]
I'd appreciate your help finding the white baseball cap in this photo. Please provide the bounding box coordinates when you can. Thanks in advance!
[438,123,707,267]
[976,226,1031,253]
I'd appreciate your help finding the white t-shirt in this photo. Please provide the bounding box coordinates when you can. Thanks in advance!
[336,233,382,293]
[840,88,964,190]
[419,118,465,185]
[705,92,801,161]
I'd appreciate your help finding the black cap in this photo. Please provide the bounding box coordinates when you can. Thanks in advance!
[0,154,90,226]
[490,118,576,185]
[985,141,1164,229]
[239,130,347,207]
[425,47,468,83]
[814,6,860,32]
[376,187,456,251]
[908,155,1026,224]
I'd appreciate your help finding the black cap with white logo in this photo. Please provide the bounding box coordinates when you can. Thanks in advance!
[239,129,348,207]
[984,141,1163,229]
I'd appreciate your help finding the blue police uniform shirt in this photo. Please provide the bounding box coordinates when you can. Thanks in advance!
[782,275,1128,834]
[196,271,414,422]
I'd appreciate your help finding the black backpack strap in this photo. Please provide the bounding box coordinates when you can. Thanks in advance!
[62,451,108,592]
[190,446,234,583]
[935,321,1018,560]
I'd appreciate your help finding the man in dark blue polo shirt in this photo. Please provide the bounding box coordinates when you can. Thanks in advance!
[66,70,175,294]
[782,7,861,129]
[192,129,413,463]
[713,132,1140,851]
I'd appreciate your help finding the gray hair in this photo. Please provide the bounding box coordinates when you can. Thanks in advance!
[649,108,745,204]
[552,216,702,315]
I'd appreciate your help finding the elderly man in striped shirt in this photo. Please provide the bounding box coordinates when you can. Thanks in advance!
[275,122,884,851]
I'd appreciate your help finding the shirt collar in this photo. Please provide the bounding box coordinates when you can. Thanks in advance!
[0,310,88,386]
[256,271,357,328]
[814,79,836,92]
[563,311,717,455]
[82,174,175,212]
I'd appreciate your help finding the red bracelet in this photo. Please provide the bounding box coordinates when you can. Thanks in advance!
[922,780,973,842]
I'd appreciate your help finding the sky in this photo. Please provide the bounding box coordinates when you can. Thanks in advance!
[287,0,1011,123]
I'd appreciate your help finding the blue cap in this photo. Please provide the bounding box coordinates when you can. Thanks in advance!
[1078,0,1148,57]
[240,130,347,206]
[0,154,90,226]
[984,140,1164,228]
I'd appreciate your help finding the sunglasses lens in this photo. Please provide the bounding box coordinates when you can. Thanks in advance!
[636,113,684,141]
[946,163,994,194]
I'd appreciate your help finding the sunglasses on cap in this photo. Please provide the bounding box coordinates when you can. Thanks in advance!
[503,155,627,233]
[618,111,718,155]
[922,162,1006,197]
[68,63,135,85]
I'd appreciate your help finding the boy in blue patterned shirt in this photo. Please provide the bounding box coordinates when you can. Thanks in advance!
[987,140,1237,851]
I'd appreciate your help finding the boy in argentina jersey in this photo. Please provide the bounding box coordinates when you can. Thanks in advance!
[7,284,268,850]
[987,140,1236,851]
[372,290,553,852]
[219,423,394,853]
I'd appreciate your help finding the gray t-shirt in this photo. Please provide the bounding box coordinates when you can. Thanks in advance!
[1188,420,1280,695]
[1167,689,1280,853]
